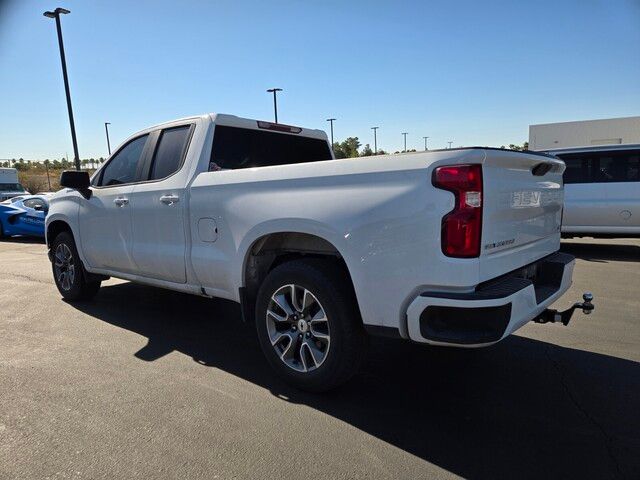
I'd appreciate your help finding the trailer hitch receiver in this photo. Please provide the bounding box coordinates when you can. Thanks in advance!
[533,292,594,326]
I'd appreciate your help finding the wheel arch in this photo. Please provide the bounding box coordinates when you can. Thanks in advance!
[240,231,360,324]
[46,218,107,283]
[46,219,73,249]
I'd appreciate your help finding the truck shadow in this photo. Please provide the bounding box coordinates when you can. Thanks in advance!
[561,241,640,263]
[70,282,639,479]
[0,236,46,244]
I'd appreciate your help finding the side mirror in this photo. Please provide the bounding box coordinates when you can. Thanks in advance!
[59,170,91,199]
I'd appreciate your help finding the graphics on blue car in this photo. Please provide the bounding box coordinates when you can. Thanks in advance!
[0,195,49,238]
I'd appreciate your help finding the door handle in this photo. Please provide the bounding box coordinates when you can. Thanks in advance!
[113,197,129,207]
[160,194,180,205]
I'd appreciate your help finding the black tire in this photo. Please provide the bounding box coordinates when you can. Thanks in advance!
[255,258,367,392]
[51,231,101,301]
[0,221,4,238]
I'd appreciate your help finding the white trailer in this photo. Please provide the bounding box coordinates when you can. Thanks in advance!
[0,168,29,201]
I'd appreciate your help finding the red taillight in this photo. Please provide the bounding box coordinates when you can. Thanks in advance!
[433,164,483,258]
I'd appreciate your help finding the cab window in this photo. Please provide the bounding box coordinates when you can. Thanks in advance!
[210,126,332,170]
[559,149,640,184]
[148,126,192,181]
[97,135,149,186]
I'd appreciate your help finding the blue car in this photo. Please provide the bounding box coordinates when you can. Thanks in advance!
[0,195,49,238]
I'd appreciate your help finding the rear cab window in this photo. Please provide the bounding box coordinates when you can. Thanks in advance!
[210,125,332,170]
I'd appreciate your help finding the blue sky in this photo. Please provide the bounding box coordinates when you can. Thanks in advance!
[1,0,639,159]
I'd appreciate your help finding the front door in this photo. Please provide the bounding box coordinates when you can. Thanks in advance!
[79,134,150,273]
[79,185,135,272]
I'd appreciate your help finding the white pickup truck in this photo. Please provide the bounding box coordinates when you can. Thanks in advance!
[46,113,594,391]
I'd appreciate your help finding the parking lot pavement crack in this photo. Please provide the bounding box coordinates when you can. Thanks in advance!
[544,345,624,479]
[0,272,52,285]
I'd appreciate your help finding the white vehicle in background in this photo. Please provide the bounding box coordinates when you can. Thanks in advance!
[45,113,594,391]
[0,168,29,202]
[543,144,640,237]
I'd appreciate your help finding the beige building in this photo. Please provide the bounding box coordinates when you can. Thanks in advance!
[529,116,640,151]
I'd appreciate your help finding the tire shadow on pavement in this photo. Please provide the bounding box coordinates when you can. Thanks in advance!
[70,282,640,480]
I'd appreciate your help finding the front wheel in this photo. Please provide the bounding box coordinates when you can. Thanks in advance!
[255,258,367,392]
[51,232,101,301]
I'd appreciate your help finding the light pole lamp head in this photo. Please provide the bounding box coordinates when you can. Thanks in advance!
[326,118,336,122]
[44,8,70,18]
[267,88,282,93]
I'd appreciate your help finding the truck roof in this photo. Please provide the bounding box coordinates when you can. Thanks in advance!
[137,113,329,142]
[212,114,329,141]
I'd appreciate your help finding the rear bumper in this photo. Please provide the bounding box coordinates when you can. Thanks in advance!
[406,252,575,347]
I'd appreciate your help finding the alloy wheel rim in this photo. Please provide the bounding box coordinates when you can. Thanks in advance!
[266,284,330,373]
[54,243,75,291]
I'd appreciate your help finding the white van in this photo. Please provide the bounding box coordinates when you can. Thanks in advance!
[544,144,640,237]
[0,168,29,202]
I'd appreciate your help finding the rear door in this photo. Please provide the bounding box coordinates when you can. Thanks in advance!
[80,134,150,272]
[129,124,194,283]
[557,148,640,232]
[558,151,609,230]
[599,149,640,229]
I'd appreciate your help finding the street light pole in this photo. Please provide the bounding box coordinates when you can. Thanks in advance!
[104,122,112,155]
[44,8,81,171]
[423,136,429,151]
[447,141,453,149]
[326,118,336,146]
[266,88,282,123]
[44,161,52,190]
[402,132,408,152]
[371,126,379,154]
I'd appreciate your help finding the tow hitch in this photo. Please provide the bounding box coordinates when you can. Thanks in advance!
[533,292,594,326]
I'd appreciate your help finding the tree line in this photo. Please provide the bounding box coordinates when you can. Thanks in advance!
[1,158,106,170]
[331,138,529,158]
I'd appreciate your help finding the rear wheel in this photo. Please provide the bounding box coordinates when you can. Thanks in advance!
[255,258,367,392]
[51,232,101,301]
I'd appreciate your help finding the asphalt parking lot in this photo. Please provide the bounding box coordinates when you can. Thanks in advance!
[0,238,638,479]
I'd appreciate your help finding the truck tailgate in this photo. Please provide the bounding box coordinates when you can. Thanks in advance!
[479,150,565,281]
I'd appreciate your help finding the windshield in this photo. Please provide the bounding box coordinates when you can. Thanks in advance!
[0,183,25,191]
